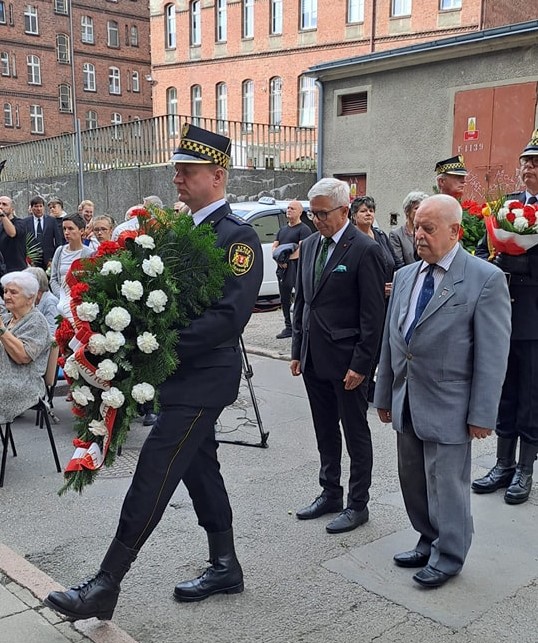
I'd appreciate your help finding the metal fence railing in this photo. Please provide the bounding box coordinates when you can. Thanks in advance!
[0,115,317,182]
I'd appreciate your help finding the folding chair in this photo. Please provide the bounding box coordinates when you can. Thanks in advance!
[36,344,60,426]
[0,346,62,488]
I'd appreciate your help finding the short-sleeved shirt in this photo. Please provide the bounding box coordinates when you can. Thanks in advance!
[276,222,312,258]
[0,217,28,272]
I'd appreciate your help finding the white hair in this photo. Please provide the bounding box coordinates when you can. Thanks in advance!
[143,195,163,208]
[307,178,350,208]
[402,191,429,215]
[1,271,39,298]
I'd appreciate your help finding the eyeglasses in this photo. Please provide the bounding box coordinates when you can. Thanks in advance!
[520,157,538,168]
[306,206,343,221]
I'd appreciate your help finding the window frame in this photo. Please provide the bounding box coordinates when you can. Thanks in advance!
[0,51,9,76]
[298,75,316,127]
[131,70,140,93]
[300,0,317,30]
[83,62,96,92]
[243,0,254,38]
[108,66,121,95]
[81,16,94,44]
[269,76,282,127]
[242,79,254,131]
[86,110,98,130]
[191,84,202,126]
[56,34,70,64]
[107,20,120,48]
[391,0,412,17]
[30,104,44,134]
[24,5,39,35]
[347,0,364,23]
[58,84,72,113]
[440,0,461,9]
[270,0,282,35]
[54,0,69,15]
[165,3,176,49]
[130,25,139,47]
[4,102,13,127]
[27,54,41,85]
[166,87,178,136]
[215,0,227,42]
[216,82,228,133]
[191,0,201,46]
[0,2,6,24]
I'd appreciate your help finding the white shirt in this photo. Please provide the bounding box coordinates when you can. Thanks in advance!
[319,219,350,265]
[191,199,226,227]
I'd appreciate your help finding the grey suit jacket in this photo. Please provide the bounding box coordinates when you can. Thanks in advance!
[389,225,416,270]
[374,246,511,444]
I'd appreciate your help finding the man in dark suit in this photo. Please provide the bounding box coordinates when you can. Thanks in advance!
[472,129,538,504]
[291,177,385,533]
[45,124,263,621]
[375,194,511,588]
[24,196,63,269]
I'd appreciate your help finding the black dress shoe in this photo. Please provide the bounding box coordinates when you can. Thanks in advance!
[296,495,343,520]
[412,565,452,588]
[143,412,158,426]
[325,507,369,533]
[393,550,430,568]
[276,327,292,339]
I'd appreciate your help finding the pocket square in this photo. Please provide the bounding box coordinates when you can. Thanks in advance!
[332,265,347,273]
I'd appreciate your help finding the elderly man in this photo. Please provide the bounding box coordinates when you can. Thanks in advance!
[291,178,385,533]
[45,124,263,621]
[0,196,27,272]
[374,194,511,588]
[472,129,538,504]
[272,200,312,338]
[435,155,467,200]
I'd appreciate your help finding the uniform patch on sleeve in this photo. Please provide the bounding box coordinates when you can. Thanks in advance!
[229,243,254,276]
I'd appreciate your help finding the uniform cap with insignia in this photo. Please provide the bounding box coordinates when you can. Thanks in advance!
[170,123,232,170]
[435,155,468,176]
[520,129,538,158]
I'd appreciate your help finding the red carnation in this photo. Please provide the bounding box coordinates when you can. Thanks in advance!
[458,226,464,241]
[70,282,90,300]
[129,207,150,219]
[95,240,121,257]
[57,356,66,368]
[506,212,516,224]
[523,205,537,226]
[117,230,138,248]
[461,200,478,210]
[71,405,86,418]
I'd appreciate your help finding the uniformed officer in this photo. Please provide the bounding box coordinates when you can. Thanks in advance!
[435,155,468,201]
[45,124,263,621]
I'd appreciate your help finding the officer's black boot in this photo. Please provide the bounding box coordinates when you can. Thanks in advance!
[44,538,137,621]
[471,436,517,493]
[174,528,244,602]
[504,440,538,505]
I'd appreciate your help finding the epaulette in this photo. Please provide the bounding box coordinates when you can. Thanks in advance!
[225,213,250,225]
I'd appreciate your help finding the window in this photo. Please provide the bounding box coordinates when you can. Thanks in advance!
[24,5,39,34]
[347,0,364,23]
[298,75,316,126]
[191,1,201,46]
[269,77,282,127]
[111,112,122,139]
[0,2,5,24]
[440,0,461,8]
[130,26,139,46]
[243,0,254,38]
[54,0,68,15]
[81,16,94,43]
[132,71,140,92]
[4,102,13,127]
[108,21,119,47]
[30,104,44,134]
[270,0,282,35]
[109,67,121,94]
[131,116,141,138]
[391,0,411,16]
[166,87,178,136]
[56,34,70,63]
[165,4,176,48]
[0,52,9,76]
[339,91,367,115]
[191,85,202,126]
[86,110,98,130]
[300,0,317,30]
[59,84,72,112]
[27,55,41,85]
[83,63,96,91]
[216,82,227,133]
[242,79,254,131]
[216,0,227,42]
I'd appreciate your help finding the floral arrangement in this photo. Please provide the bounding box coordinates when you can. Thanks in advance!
[485,200,538,256]
[57,207,230,493]
[459,200,486,254]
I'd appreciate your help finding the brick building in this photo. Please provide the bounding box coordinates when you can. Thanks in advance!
[0,0,152,146]
[149,0,533,130]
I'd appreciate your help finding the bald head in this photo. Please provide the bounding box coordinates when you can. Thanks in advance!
[286,200,304,225]
[0,195,14,217]
[414,194,462,264]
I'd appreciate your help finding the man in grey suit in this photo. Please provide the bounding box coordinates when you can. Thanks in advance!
[374,194,511,588]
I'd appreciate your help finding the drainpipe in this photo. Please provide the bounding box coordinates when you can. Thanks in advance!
[315,79,324,181]
[370,0,377,53]
[479,0,486,30]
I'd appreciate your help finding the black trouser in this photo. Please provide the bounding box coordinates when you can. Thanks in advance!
[277,261,297,329]
[115,405,232,551]
[497,340,538,446]
[302,360,372,511]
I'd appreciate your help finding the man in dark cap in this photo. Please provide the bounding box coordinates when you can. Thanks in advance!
[435,155,468,201]
[45,123,263,621]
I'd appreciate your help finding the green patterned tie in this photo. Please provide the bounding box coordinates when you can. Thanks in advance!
[314,237,333,288]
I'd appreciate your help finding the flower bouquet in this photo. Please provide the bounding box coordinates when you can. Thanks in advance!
[485,200,538,256]
[460,200,486,254]
[57,207,230,493]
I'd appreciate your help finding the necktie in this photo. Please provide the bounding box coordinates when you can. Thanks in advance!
[314,237,333,288]
[36,217,43,240]
[527,196,537,205]
[405,264,436,343]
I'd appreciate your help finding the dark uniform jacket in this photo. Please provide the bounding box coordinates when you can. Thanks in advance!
[160,203,263,408]
[23,214,64,269]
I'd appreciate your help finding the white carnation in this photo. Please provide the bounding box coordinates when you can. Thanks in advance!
[95,358,118,381]
[511,208,524,218]
[513,216,529,232]
[146,289,168,313]
[100,260,123,276]
[497,207,508,221]
[104,331,126,353]
[137,332,160,354]
[134,234,156,250]
[72,385,95,406]
[121,280,144,302]
[88,419,108,436]
[76,302,99,322]
[63,355,80,380]
[101,387,125,409]
[131,382,155,404]
[105,306,131,331]
[87,333,107,355]
[142,255,164,277]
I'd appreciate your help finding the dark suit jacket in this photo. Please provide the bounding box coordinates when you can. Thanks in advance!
[292,222,386,380]
[24,214,63,268]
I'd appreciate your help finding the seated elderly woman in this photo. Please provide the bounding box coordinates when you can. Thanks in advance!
[0,271,51,423]
[24,266,59,338]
